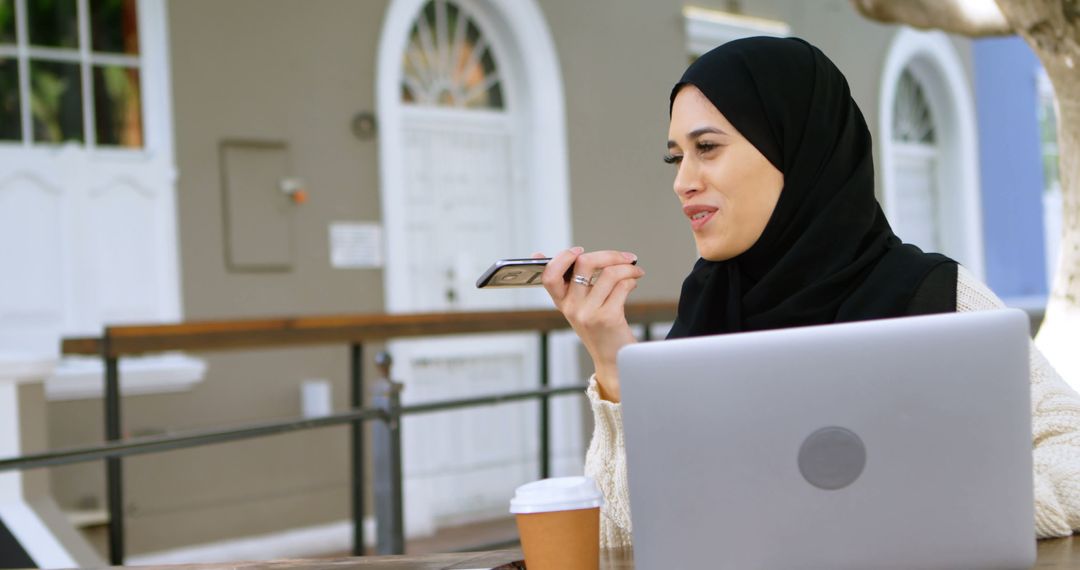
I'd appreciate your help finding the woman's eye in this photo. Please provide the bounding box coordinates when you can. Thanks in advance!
[663,154,682,165]
[696,141,719,154]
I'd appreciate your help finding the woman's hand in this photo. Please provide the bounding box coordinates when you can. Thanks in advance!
[535,247,644,402]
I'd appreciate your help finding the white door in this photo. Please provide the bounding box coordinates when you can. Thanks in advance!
[380,0,556,535]
[889,69,944,255]
[399,110,522,312]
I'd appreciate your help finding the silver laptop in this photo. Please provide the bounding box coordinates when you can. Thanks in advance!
[618,309,1035,569]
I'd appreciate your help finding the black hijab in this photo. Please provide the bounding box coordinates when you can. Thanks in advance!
[666,37,956,339]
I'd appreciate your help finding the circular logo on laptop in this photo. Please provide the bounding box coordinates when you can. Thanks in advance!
[797,426,866,490]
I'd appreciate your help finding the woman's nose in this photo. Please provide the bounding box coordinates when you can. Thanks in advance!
[673,162,701,199]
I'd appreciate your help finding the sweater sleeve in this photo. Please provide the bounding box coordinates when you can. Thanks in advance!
[583,374,634,549]
[957,266,1080,538]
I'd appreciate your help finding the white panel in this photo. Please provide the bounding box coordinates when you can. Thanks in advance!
[398,116,542,527]
[892,148,941,253]
[683,6,790,57]
[547,331,586,477]
[0,175,65,331]
[45,354,205,400]
[402,349,537,522]
[88,179,160,324]
[402,120,515,312]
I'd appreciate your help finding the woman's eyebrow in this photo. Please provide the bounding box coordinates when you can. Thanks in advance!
[667,126,727,149]
[688,126,726,139]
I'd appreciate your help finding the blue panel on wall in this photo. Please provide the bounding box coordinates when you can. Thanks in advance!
[973,36,1048,298]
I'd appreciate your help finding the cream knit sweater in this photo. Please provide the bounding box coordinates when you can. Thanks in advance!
[584,266,1080,548]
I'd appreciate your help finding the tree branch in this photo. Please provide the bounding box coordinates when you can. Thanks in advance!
[851,0,1014,37]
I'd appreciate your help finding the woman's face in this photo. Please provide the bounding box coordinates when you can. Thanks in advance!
[666,85,784,261]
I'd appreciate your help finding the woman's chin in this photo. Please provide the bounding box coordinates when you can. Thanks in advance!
[695,232,754,261]
[698,251,735,262]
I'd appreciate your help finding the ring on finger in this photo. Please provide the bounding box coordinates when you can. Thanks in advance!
[572,274,592,287]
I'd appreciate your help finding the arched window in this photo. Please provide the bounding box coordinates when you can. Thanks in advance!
[400,0,503,109]
[893,70,936,144]
[880,29,983,277]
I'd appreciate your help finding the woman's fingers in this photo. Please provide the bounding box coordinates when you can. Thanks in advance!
[582,263,645,314]
[541,247,583,303]
[537,249,641,389]
[567,250,638,302]
[599,274,640,316]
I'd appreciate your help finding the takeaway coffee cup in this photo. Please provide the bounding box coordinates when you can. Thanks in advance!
[509,476,604,570]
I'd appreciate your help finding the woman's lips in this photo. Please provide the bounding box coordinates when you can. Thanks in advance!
[683,205,719,231]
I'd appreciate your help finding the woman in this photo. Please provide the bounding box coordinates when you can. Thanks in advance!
[537,37,1080,548]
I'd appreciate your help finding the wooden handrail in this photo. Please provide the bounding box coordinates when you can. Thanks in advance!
[61,301,679,357]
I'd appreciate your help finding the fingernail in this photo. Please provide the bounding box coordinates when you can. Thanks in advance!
[622,252,637,261]
[570,246,584,254]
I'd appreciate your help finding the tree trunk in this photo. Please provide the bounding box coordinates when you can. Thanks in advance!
[851,0,1012,36]
[1026,57,1080,387]
[991,0,1080,388]
[851,0,1080,387]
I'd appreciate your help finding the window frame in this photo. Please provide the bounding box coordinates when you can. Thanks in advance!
[399,0,506,111]
[0,0,145,151]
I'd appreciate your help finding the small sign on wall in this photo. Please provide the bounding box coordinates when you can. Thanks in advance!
[329,222,383,269]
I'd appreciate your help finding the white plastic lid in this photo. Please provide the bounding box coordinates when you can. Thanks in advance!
[509,476,604,514]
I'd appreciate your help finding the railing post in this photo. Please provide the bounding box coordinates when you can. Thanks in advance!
[539,332,550,480]
[102,331,125,565]
[349,343,365,556]
[372,351,404,555]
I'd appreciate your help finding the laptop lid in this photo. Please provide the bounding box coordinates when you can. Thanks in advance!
[618,309,1035,569]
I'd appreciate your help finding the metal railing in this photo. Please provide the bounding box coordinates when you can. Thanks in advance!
[0,302,676,564]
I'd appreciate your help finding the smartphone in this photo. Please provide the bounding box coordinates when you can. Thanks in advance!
[476,258,562,288]
[475,257,637,288]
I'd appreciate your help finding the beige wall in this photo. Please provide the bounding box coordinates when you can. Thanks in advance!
[45,0,973,556]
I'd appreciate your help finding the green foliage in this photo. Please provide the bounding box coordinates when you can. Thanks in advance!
[0,0,14,44]
[31,64,75,142]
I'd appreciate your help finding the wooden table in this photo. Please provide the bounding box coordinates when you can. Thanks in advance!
[100,535,1080,568]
